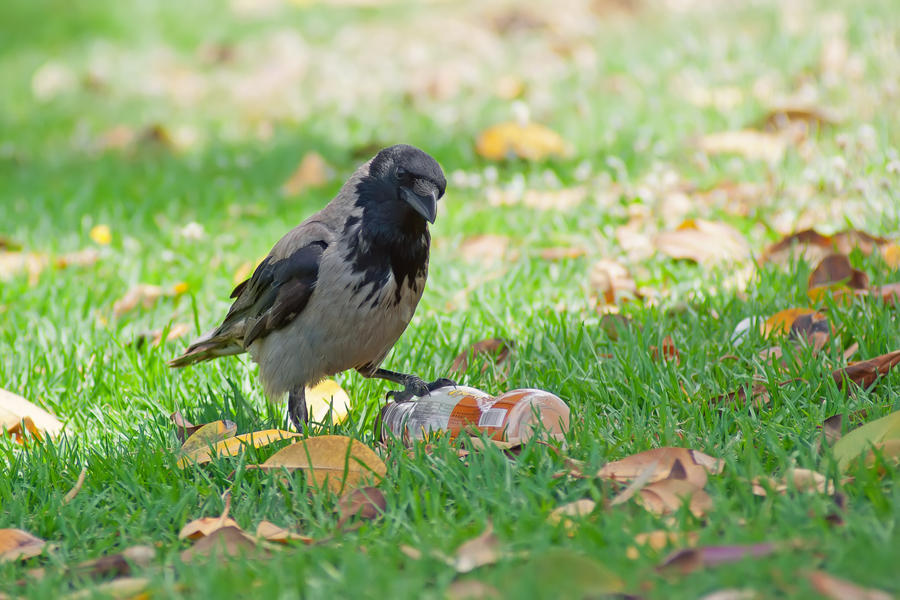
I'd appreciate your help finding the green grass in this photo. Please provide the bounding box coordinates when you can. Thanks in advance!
[2,0,900,598]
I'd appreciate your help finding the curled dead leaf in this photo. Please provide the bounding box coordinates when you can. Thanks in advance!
[453,524,502,574]
[832,349,900,391]
[180,526,261,562]
[0,388,64,443]
[255,521,313,544]
[637,478,713,517]
[589,259,637,305]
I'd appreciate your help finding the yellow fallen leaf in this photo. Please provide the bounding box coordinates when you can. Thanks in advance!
[305,379,350,424]
[697,130,788,163]
[0,389,64,442]
[248,435,386,493]
[177,429,302,468]
[179,420,238,458]
[89,224,112,245]
[476,122,570,161]
[883,244,900,269]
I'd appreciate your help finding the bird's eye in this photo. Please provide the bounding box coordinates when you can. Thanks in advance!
[396,167,409,181]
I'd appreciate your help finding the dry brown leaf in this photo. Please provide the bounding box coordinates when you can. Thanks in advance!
[255,521,313,544]
[113,282,188,317]
[0,529,45,563]
[697,130,788,163]
[653,219,749,264]
[249,435,386,493]
[450,338,514,377]
[475,122,570,161]
[459,235,510,263]
[597,447,723,487]
[589,259,637,305]
[765,229,892,266]
[281,152,333,196]
[808,254,868,293]
[805,571,892,600]
[454,524,501,574]
[177,429,301,468]
[788,312,831,353]
[659,543,777,574]
[626,530,700,560]
[336,486,387,528]
[0,388,64,442]
[751,468,834,496]
[546,499,596,530]
[871,282,900,305]
[170,411,203,443]
[178,515,241,541]
[609,459,663,507]
[822,414,844,446]
[637,478,713,517]
[180,526,260,562]
[832,349,900,390]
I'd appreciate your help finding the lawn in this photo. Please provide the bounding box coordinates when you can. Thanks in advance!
[2,0,899,598]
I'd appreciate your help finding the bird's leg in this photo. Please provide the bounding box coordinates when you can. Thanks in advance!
[287,387,308,432]
[369,368,457,402]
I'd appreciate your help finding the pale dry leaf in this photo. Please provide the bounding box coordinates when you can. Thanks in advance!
[0,251,47,284]
[249,435,386,493]
[0,529,45,562]
[609,459,661,506]
[597,447,723,487]
[0,388,64,441]
[255,521,313,544]
[454,524,501,574]
[55,248,101,269]
[179,420,238,456]
[805,571,892,600]
[281,152,333,196]
[546,499,596,530]
[637,479,713,517]
[698,130,788,163]
[653,219,749,264]
[589,259,637,305]
[450,338,514,377]
[539,247,587,260]
[179,493,239,540]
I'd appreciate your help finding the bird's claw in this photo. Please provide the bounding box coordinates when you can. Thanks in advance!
[386,377,458,403]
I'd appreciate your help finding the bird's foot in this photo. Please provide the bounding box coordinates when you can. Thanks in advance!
[287,388,308,433]
[386,377,457,403]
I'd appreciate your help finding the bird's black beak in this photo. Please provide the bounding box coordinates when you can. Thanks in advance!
[401,184,438,224]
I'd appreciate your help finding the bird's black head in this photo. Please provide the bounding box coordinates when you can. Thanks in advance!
[365,144,446,225]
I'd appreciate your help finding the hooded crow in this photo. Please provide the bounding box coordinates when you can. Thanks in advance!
[169,144,453,430]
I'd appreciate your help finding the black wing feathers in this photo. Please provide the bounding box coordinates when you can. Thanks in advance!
[225,241,327,346]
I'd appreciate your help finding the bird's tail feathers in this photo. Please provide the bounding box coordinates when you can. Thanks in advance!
[167,327,245,368]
